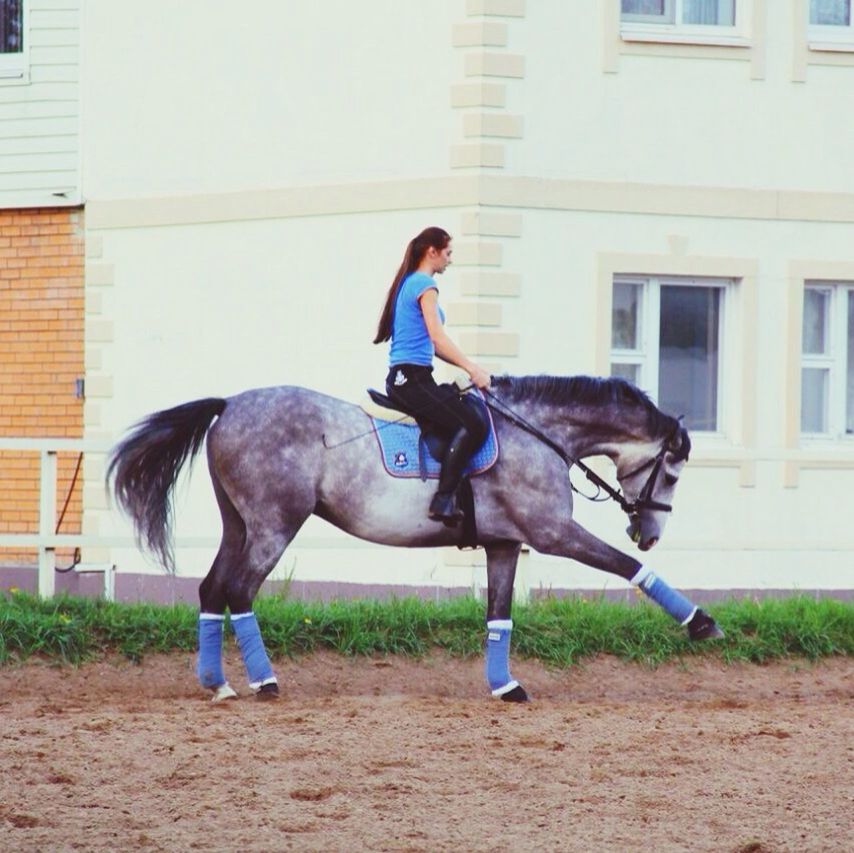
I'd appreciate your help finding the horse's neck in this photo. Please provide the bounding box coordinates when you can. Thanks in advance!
[519,401,655,460]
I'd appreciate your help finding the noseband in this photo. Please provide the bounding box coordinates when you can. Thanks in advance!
[617,441,675,517]
[483,390,685,519]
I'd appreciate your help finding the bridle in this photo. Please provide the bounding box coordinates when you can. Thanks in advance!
[482,389,685,520]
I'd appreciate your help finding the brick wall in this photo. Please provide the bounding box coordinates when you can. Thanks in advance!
[0,207,85,568]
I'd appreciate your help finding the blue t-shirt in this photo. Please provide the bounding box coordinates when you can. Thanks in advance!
[388,271,445,367]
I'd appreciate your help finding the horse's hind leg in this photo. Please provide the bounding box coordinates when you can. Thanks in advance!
[196,474,246,701]
[484,542,528,703]
[219,490,315,700]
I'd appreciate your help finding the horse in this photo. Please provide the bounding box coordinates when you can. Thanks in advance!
[107,374,724,703]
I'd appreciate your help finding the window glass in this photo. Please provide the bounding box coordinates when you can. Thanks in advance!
[801,367,829,432]
[622,0,667,15]
[1,0,22,54]
[612,282,641,350]
[802,288,830,355]
[611,363,641,385]
[810,0,851,25]
[658,285,720,431]
[683,0,735,25]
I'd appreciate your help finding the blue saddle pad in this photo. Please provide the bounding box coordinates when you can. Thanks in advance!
[371,395,499,480]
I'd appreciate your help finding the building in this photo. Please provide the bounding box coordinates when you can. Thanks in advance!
[2,0,853,601]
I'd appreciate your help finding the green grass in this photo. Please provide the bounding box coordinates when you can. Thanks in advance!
[0,590,851,667]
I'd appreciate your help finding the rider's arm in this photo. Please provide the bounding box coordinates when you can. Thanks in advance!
[419,288,491,389]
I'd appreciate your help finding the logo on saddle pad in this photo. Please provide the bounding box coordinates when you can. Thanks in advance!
[393,451,408,468]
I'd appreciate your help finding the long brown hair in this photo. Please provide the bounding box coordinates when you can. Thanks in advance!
[373,227,451,344]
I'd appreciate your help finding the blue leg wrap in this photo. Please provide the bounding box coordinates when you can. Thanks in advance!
[197,613,226,689]
[632,567,697,625]
[484,619,519,697]
[230,612,276,689]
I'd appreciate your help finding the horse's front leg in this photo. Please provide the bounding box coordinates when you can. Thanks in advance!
[533,519,724,641]
[484,541,529,702]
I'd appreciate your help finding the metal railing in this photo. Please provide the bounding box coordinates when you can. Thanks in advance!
[0,438,115,599]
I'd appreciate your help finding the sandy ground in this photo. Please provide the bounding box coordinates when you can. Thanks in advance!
[0,651,851,853]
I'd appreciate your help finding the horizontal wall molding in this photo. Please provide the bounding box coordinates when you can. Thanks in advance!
[85,175,854,231]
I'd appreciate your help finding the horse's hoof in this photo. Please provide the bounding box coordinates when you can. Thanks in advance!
[255,682,280,701]
[500,684,529,703]
[687,608,725,641]
[210,683,238,703]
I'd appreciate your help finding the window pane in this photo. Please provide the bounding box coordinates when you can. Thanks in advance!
[683,0,735,25]
[622,0,666,15]
[810,0,851,25]
[658,285,720,431]
[802,289,830,355]
[801,368,829,432]
[611,363,640,386]
[847,291,854,433]
[612,283,641,350]
[0,0,22,54]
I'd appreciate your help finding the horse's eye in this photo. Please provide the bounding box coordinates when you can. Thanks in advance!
[664,474,678,487]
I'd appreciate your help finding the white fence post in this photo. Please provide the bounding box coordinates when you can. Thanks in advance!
[38,450,57,599]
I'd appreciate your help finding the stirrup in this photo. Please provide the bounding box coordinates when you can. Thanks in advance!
[428,491,463,526]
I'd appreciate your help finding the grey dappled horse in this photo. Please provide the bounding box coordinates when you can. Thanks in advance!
[108,375,723,703]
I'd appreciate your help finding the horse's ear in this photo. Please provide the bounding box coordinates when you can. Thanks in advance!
[667,417,690,462]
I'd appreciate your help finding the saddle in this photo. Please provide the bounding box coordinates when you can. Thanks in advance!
[363,388,499,480]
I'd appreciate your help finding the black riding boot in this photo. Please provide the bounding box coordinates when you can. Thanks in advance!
[429,427,477,526]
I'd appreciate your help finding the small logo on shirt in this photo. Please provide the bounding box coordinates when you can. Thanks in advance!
[393,451,408,468]
[393,369,407,387]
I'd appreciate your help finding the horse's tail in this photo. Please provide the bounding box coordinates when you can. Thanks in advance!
[106,397,227,572]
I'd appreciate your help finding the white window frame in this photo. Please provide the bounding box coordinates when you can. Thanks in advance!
[610,275,731,435]
[801,282,854,440]
[620,0,751,47]
[0,0,28,84]
[808,0,854,52]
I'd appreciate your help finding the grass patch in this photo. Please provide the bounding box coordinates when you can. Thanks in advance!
[0,590,851,667]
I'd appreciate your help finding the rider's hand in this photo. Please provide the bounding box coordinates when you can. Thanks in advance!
[468,366,491,390]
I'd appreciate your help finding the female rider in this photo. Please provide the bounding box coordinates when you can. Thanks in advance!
[374,227,491,525]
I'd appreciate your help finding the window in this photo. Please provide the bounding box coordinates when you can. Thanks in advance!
[620,0,747,45]
[0,0,25,81]
[622,0,735,25]
[611,276,730,432]
[801,283,854,437]
[809,0,854,49]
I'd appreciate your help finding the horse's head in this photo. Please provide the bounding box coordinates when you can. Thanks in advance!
[615,423,691,552]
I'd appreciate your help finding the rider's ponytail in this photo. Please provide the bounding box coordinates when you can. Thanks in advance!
[373,227,451,344]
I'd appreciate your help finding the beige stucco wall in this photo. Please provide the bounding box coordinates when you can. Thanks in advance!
[80,1,854,595]
[81,0,459,196]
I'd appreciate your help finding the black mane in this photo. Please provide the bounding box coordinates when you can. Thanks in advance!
[490,374,679,438]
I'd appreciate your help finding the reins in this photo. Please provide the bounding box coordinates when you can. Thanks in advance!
[481,388,675,518]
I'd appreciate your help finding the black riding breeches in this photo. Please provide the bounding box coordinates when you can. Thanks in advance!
[385,364,488,445]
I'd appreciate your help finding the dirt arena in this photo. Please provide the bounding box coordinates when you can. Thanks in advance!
[0,652,851,852]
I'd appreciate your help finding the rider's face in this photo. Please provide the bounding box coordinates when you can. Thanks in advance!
[429,243,453,275]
